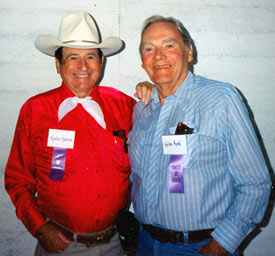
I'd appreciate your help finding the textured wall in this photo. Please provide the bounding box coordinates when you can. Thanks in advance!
[0,0,274,255]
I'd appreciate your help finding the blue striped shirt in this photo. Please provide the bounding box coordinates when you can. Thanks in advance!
[127,72,271,253]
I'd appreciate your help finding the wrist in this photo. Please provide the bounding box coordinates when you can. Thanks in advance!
[211,238,228,254]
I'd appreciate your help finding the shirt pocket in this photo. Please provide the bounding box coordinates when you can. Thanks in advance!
[196,112,226,171]
[112,135,131,173]
[32,128,53,173]
[168,123,198,169]
[184,133,198,168]
[102,130,131,173]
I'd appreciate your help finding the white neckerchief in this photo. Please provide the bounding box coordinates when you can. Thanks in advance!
[58,96,106,129]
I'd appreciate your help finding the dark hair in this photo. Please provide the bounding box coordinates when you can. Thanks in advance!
[54,47,103,64]
[139,15,193,55]
[55,47,63,64]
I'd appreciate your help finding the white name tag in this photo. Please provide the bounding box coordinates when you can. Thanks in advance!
[47,129,75,149]
[162,135,187,155]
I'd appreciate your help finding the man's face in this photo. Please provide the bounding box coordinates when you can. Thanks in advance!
[55,48,103,98]
[140,22,193,94]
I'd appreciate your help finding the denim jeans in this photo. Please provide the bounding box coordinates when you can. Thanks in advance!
[135,227,239,256]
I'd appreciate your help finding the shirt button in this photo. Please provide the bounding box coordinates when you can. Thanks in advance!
[150,175,154,179]
[96,219,99,223]
[149,205,153,209]
[97,194,100,198]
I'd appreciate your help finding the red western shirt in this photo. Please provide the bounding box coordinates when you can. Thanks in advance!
[5,82,136,236]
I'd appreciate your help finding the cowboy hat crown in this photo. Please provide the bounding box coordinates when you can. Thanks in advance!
[35,11,123,57]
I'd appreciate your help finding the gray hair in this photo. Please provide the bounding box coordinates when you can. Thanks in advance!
[139,15,193,55]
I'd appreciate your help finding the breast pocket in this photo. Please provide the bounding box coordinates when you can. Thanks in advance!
[112,135,131,173]
[168,123,198,169]
[184,133,198,168]
[32,128,53,173]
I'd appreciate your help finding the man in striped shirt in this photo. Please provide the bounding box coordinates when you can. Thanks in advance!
[128,15,271,255]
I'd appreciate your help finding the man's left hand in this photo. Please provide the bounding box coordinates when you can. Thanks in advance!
[198,238,228,256]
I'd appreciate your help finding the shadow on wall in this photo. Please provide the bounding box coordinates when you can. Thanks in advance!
[191,37,274,254]
[235,88,274,255]
[189,36,198,74]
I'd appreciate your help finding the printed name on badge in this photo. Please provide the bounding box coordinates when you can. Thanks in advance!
[162,135,187,155]
[47,129,75,149]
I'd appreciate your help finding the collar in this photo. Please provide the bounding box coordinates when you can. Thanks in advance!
[59,81,101,103]
[174,71,194,101]
[149,71,195,109]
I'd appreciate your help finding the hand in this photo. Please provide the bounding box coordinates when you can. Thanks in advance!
[198,238,228,256]
[35,222,72,253]
[134,81,155,105]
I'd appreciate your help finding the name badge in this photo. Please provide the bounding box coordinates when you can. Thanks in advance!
[162,135,187,155]
[47,129,75,149]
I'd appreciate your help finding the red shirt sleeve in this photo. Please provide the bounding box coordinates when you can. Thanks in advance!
[5,101,47,236]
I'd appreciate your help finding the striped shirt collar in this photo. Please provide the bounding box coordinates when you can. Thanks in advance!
[149,71,194,108]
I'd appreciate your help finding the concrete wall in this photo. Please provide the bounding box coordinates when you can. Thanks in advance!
[0,0,274,255]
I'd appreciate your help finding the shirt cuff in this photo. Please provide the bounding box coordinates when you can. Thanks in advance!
[21,207,47,237]
[211,218,246,254]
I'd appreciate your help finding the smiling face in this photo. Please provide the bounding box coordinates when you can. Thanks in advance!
[140,22,193,103]
[55,47,103,98]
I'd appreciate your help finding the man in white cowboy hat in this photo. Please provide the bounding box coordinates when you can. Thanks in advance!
[5,10,151,256]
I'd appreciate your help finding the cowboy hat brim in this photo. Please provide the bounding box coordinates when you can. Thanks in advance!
[35,35,123,57]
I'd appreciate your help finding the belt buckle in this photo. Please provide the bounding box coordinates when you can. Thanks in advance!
[86,235,100,248]
[96,234,105,243]
[86,234,103,248]
[86,228,114,247]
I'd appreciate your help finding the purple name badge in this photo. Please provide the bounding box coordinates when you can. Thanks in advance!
[169,154,184,193]
[49,147,67,181]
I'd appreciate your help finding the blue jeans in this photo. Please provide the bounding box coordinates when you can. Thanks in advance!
[135,227,239,256]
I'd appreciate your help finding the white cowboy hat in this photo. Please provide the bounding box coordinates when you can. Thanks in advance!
[35,11,123,57]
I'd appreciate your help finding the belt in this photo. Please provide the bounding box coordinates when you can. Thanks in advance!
[142,224,214,244]
[49,220,116,247]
